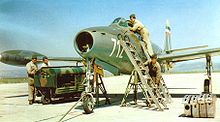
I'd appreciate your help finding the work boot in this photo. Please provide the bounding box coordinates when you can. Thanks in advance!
[36,90,41,97]
[29,100,33,105]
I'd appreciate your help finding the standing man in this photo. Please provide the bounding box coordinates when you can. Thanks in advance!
[41,56,50,68]
[26,55,38,105]
[129,14,154,56]
[144,54,161,86]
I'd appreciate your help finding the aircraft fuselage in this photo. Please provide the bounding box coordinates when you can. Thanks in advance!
[74,18,163,75]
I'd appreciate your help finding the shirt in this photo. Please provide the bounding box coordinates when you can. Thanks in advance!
[41,62,51,68]
[26,61,38,76]
[130,19,145,32]
[144,60,161,83]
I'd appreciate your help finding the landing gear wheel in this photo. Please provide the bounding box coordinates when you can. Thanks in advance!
[41,95,51,105]
[82,94,94,114]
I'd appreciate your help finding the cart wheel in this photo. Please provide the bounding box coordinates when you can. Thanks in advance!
[82,94,94,114]
[41,95,51,105]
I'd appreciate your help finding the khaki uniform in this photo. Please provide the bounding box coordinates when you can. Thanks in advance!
[26,61,38,102]
[145,60,161,86]
[130,19,154,56]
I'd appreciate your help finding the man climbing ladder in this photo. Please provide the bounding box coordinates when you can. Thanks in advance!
[128,14,154,56]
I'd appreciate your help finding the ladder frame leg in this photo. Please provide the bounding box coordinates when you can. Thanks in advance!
[120,71,135,106]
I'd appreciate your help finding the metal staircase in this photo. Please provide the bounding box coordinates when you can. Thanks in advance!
[120,39,170,111]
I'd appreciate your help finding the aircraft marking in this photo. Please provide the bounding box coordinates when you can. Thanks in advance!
[109,38,117,57]
[110,38,123,58]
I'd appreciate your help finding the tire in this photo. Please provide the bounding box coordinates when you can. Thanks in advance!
[83,94,94,114]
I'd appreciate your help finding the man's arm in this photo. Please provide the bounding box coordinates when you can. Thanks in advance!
[143,60,151,67]
[130,23,139,32]
[26,63,37,75]
[127,20,133,27]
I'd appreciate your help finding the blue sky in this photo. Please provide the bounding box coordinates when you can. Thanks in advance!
[0,0,220,60]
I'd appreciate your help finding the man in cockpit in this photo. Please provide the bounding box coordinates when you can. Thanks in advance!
[128,14,154,56]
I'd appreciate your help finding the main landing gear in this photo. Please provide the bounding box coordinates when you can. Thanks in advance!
[203,55,213,93]
[58,58,110,122]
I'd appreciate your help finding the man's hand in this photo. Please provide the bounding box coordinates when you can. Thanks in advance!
[127,20,133,27]
[143,61,149,67]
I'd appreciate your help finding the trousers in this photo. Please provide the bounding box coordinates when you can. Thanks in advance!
[140,28,154,56]
[28,77,36,101]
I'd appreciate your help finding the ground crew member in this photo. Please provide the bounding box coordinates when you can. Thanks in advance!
[129,14,154,56]
[144,54,161,86]
[41,56,50,68]
[26,55,38,105]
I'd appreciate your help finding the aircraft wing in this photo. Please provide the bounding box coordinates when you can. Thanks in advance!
[158,47,220,62]
[0,49,83,66]
[48,57,82,62]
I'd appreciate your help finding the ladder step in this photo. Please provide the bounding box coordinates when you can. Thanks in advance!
[125,41,131,46]
[125,41,136,50]
[126,42,133,48]
[142,75,151,80]
[130,83,141,85]
[130,49,136,55]
[140,68,147,74]
[134,58,141,64]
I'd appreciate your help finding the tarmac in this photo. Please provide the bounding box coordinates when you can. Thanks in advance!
[0,73,220,122]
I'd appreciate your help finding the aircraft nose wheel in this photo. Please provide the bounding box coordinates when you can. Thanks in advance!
[82,93,95,114]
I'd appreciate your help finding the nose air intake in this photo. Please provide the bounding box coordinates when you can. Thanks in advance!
[76,32,94,52]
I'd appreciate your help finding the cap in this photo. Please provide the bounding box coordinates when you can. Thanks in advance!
[32,55,37,59]
[130,14,136,18]
[150,54,157,59]
[42,56,48,60]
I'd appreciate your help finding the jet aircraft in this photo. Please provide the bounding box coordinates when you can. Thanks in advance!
[1,17,220,113]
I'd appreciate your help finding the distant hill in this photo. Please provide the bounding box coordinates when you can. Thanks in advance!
[1,62,220,78]
[0,69,26,78]
[170,62,220,73]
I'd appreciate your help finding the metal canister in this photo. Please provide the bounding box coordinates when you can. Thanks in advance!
[198,94,206,117]
[182,95,192,117]
[190,95,199,118]
[205,94,216,118]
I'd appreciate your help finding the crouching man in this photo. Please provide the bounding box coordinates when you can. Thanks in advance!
[144,54,161,87]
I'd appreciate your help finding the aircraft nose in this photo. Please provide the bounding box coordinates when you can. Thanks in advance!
[75,31,94,53]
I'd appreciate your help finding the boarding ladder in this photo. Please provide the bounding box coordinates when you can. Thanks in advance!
[120,40,168,111]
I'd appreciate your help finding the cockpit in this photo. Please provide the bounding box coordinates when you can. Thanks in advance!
[110,17,129,28]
